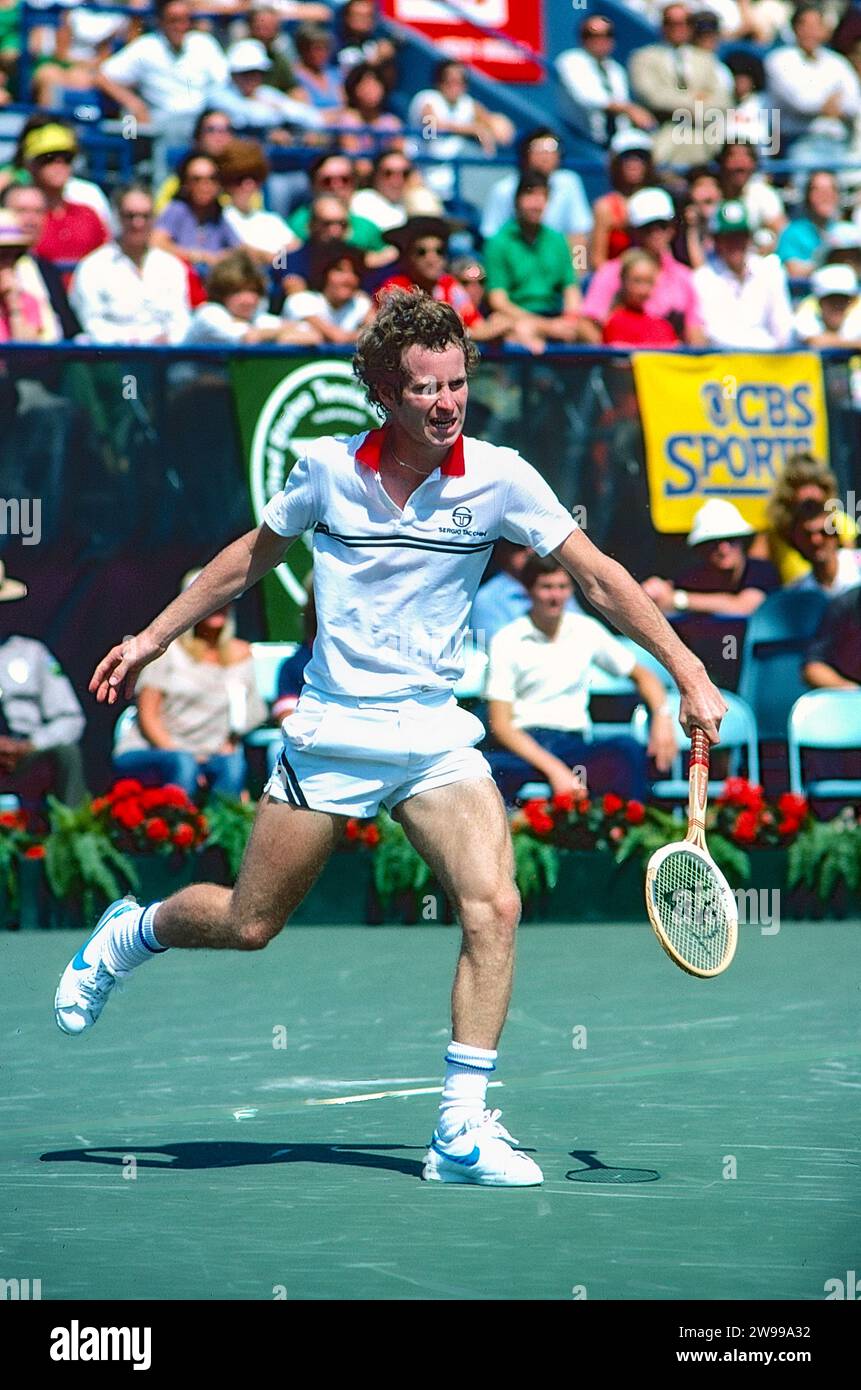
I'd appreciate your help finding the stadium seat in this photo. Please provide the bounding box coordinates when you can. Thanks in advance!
[787,691,861,801]
[630,689,759,801]
[737,590,829,742]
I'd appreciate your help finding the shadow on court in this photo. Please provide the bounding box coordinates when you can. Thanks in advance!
[566,1150,661,1184]
[40,1141,425,1179]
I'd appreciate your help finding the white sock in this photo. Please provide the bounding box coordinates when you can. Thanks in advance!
[103,902,168,975]
[437,1040,497,1140]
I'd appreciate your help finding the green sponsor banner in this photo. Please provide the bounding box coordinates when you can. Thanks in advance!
[231,355,382,640]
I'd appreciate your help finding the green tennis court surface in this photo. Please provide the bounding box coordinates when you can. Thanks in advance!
[2,921,858,1301]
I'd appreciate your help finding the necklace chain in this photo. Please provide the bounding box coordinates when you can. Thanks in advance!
[387,445,436,477]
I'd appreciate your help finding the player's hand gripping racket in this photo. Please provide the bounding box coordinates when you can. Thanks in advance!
[644,727,738,978]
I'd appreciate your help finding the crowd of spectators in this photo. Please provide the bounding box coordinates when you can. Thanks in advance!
[1,1,861,353]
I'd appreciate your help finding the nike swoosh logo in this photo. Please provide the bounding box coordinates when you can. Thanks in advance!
[72,903,130,970]
[432,1142,481,1167]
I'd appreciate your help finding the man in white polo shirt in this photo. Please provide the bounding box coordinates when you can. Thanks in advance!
[693,200,793,349]
[56,289,726,1188]
[485,554,677,804]
[97,0,228,135]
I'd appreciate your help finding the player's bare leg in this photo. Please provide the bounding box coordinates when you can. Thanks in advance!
[155,795,344,949]
[395,777,520,1049]
[396,777,542,1185]
[55,796,344,1032]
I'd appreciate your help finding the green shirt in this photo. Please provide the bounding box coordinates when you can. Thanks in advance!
[287,206,385,252]
[483,218,576,315]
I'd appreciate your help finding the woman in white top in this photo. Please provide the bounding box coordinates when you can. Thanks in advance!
[218,138,301,266]
[283,239,373,344]
[112,570,267,800]
[407,59,514,200]
[186,248,318,345]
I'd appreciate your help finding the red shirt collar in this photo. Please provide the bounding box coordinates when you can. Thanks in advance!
[355,424,465,477]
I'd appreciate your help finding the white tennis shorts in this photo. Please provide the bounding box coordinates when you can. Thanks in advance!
[263,687,492,818]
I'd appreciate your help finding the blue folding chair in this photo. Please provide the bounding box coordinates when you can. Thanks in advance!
[737,590,829,742]
[630,689,760,801]
[787,691,861,800]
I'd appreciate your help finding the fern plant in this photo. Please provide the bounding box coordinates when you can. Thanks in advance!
[371,812,432,904]
[202,795,257,879]
[613,807,751,886]
[512,832,560,903]
[787,812,861,903]
[45,796,139,921]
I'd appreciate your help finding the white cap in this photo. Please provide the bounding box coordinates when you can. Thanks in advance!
[687,499,754,547]
[228,39,272,73]
[627,187,675,228]
[610,128,653,157]
[825,221,861,251]
[811,263,858,298]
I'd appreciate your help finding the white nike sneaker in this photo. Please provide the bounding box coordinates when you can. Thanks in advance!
[422,1108,544,1186]
[54,898,138,1035]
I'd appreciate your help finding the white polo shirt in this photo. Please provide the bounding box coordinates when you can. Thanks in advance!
[101,31,229,117]
[485,612,636,732]
[788,548,861,596]
[262,426,577,699]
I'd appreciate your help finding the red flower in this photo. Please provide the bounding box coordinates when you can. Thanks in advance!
[719,778,763,811]
[625,800,646,825]
[172,824,195,849]
[159,784,193,809]
[110,779,144,801]
[144,817,170,842]
[344,819,360,841]
[140,787,172,811]
[577,799,591,814]
[90,796,111,814]
[0,810,26,831]
[777,816,801,837]
[112,800,145,830]
[529,810,555,835]
[24,844,46,858]
[733,809,759,844]
[602,793,624,816]
[552,791,575,813]
[777,792,808,820]
[363,824,381,846]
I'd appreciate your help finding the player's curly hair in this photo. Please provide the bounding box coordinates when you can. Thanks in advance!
[353,288,480,411]
[767,452,839,539]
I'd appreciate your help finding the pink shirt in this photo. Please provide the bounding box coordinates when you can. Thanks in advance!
[583,251,703,334]
[0,288,45,341]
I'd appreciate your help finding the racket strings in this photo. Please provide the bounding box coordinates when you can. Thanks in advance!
[651,849,734,974]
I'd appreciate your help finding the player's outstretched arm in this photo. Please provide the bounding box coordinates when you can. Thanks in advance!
[89,524,294,705]
[553,528,728,743]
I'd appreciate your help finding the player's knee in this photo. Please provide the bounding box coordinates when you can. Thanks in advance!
[462,884,521,938]
[234,916,280,952]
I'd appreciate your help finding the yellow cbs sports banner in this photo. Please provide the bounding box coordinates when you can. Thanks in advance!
[631,352,828,534]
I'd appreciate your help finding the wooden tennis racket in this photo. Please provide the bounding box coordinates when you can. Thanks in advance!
[645,727,738,978]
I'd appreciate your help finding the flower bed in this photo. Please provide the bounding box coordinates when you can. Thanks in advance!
[2,780,859,929]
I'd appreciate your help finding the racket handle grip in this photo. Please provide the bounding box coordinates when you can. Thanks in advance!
[690,726,710,771]
[687,726,710,842]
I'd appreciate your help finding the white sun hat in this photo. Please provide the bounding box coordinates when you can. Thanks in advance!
[687,498,755,547]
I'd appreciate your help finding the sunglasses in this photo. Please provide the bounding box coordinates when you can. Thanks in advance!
[318,217,349,227]
[380,165,412,176]
[187,173,219,183]
[319,173,354,185]
[34,151,74,167]
[120,209,153,221]
[413,241,445,256]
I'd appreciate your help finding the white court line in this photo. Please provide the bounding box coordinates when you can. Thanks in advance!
[306,1081,503,1106]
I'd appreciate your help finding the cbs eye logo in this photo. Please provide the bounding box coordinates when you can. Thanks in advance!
[452,506,473,528]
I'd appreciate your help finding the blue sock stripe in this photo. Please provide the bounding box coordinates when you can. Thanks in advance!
[137,920,168,955]
[444,1056,496,1073]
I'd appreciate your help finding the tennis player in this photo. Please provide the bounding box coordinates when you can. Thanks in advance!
[55,289,727,1186]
